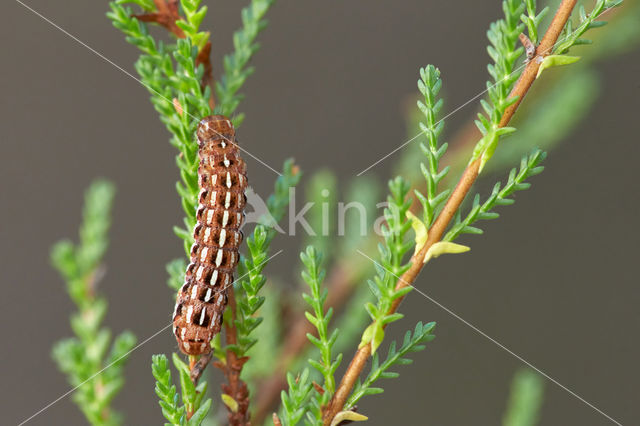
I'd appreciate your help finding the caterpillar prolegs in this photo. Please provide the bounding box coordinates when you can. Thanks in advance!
[172,115,248,355]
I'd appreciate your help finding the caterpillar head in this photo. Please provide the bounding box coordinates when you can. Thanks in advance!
[197,115,236,146]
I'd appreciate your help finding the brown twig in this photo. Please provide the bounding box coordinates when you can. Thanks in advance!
[189,352,213,383]
[261,0,618,419]
[322,1,578,424]
[253,262,360,424]
[214,289,251,425]
[134,0,185,38]
[133,0,215,108]
[197,41,216,111]
[500,0,578,128]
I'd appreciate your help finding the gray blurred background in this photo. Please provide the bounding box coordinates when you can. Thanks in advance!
[2,0,639,425]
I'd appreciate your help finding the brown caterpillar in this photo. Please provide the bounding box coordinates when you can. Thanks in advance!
[172,115,247,355]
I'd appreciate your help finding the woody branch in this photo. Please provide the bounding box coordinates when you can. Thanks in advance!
[322,1,578,423]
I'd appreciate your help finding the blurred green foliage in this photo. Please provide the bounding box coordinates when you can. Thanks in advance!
[51,180,136,426]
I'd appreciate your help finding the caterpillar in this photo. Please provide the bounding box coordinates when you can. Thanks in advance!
[172,115,248,355]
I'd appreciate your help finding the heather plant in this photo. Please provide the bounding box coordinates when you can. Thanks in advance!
[42,0,637,425]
